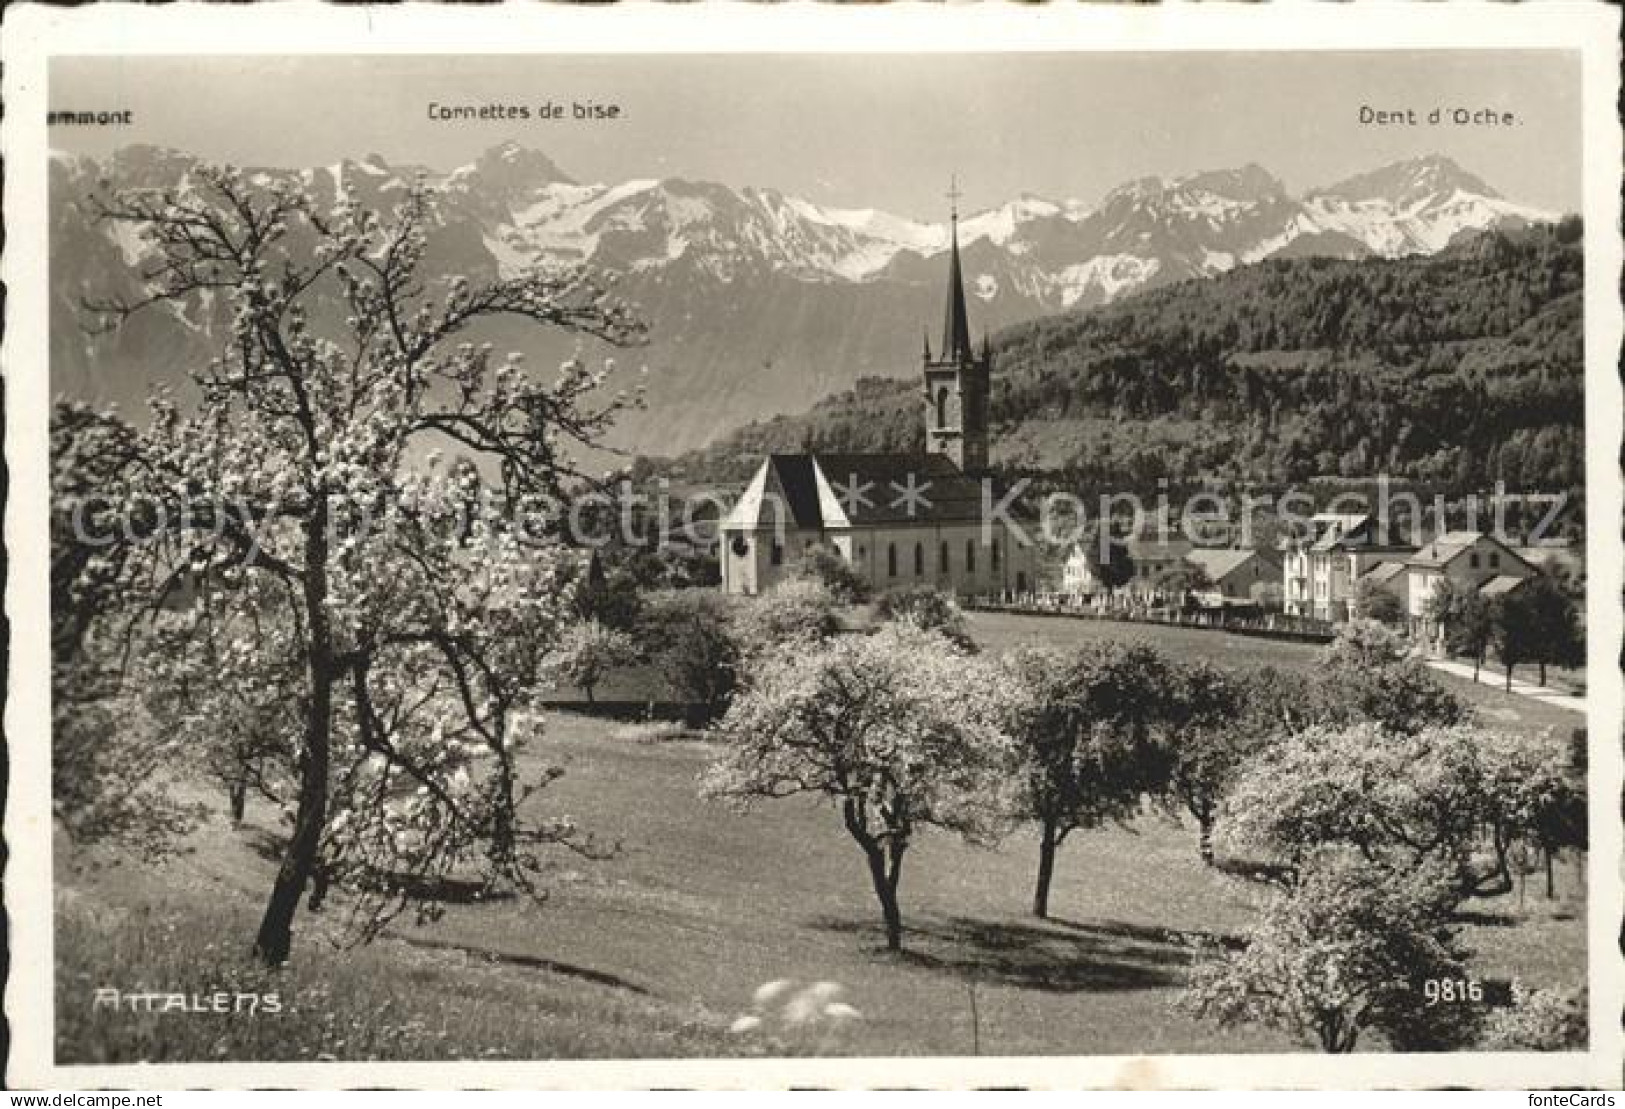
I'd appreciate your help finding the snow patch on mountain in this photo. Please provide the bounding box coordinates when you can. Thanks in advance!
[1299,189,1550,258]
[1054,255,1163,307]
[107,220,150,268]
[959,195,1066,247]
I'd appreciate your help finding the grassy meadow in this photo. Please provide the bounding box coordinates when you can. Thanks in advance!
[56,610,1587,1063]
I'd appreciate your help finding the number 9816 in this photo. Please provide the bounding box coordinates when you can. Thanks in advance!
[1423,978,1484,1005]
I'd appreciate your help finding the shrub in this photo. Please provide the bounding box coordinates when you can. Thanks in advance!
[1223,721,1572,902]
[1323,618,1410,668]
[729,577,841,663]
[637,590,741,723]
[1182,850,1472,1053]
[793,543,871,604]
[611,720,693,745]
[1480,983,1587,1051]
[1311,656,1466,736]
[577,568,645,632]
[873,585,976,652]
[1353,578,1405,626]
[547,619,638,703]
[1151,565,1213,598]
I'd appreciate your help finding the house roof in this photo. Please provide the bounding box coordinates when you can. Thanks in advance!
[1279,513,1365,551]
[721,451,992,529]
[1360,560,1409,587]
[1410,530,1484,563]
[813,452,987,525]
[1310,514,1380,550]
[1279,513,1414,553]
[1125,536,1194,561]
[769,454,825,529]
[1313,512,1372,529]
[1407,531,1532,571]
[1478,575,1531,598]
[1186,547,1260,582]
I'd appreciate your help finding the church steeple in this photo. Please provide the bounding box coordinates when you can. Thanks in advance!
[921,176,992,474]
[941,190,973,361]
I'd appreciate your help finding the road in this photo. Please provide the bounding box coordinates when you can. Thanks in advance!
[1426,658,1586,715]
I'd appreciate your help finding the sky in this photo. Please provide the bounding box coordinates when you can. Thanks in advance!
[51,51,1581,217]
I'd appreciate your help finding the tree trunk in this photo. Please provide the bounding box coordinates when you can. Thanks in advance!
[1319,1012,1358,1054]
[584,681,595,705]
[843,798,907,950]
[1198,812,1216,867]
[228,778,248,824]
[1472,652,1481,682]
[490,744,518,865]
[1032,817,1059,918]
[1505,663,1514,693]
[863,844,905,951]
[1545,848,1556,900]
[253,512,334,966]
[1539,660,1548,687]
[253,674,330,963]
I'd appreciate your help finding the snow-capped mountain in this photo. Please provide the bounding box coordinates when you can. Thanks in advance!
[49,144,1556,454]
[1299,156,1551,257]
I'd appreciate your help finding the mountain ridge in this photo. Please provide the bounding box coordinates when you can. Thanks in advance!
[50,144,1560,454]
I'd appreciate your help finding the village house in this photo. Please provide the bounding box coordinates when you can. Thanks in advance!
[1060,544,1111,597]
[717,203,1037,598]
[1185,546,1283,604]
[1405,530,1538,647]
[1122,536,1195,597]
[1280,513,1415,622]
[1061,541,1277,608]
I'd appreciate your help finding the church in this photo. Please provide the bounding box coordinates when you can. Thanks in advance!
[718,201,1038,598]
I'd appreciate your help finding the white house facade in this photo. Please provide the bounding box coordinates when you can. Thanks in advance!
[1281,513,1414,622]
[1405,530,1539,645]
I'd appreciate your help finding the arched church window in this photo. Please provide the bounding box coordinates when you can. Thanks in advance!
[887,543,898,578]
[913,543,924,576]
[936,386,949,428]
[966,539,976,572]
[992,539,1002,570]
[770,540,784,566]
[940,541,950,573]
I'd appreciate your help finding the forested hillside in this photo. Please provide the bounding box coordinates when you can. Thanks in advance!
[668,220,1583,497]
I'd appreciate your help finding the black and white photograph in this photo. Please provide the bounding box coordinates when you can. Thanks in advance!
[6,2,1622,1092]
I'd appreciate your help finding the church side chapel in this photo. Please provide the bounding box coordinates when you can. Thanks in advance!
[718,192,1038,598]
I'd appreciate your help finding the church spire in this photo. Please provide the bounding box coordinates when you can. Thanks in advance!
[921,175,990,475]
[941,176,972,362]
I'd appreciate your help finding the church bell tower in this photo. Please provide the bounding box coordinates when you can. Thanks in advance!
[922,181,991,474]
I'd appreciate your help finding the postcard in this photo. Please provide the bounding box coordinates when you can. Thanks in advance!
[5,1,1622,1091]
